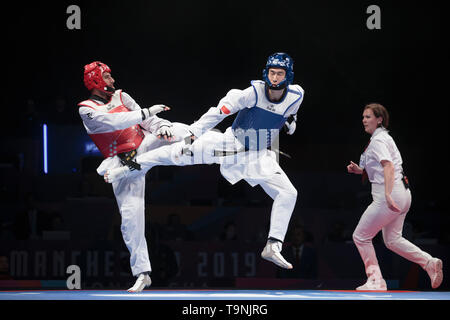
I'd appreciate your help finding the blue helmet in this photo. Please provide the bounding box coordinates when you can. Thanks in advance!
[262,52,294,90]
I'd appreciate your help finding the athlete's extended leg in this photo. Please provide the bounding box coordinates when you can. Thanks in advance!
[104,123,195,183]
[104,126,226,183]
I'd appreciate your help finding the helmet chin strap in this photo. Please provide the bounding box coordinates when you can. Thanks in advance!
[265,81,287,91]
[268,83,287,90]
[91,86,115,102]
[265,83,287,103]
[104,86,115,94]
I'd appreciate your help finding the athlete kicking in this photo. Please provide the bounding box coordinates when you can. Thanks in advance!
[104,53,305,270]
[78,61,190,292]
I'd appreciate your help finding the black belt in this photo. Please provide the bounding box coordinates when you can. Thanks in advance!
[213,148,246,157]
[118,149,141,171]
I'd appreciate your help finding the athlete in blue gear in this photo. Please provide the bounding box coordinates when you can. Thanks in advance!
[104,52,305,269]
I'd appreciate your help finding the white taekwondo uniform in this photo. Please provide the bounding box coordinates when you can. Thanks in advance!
[187,80,304,242]
[108,80,304,243]
[78,89,187,276]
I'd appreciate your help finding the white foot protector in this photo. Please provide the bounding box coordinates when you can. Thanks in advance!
[261,240,293,269]
[356,277,387,291]
[104,166,130,183]
[127,273,151,293]
[425,258,443,289]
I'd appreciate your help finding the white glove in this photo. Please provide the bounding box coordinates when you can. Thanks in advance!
[141,105,170,119]
[284,114,297,135]
[156,124,174,141]
[148,104,170,116]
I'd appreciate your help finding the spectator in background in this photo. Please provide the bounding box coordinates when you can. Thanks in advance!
[48,211,67,231]
[277,223,317,279]
[326,220,352,243]
[13,192,50,240]
[146,224,179,287]
[253,222,270,244]
[219,220,238,241]
[0,255,12,280]
[0,215,14,241]
[17,98,42,138]
[46,95,76,125]
[160,213,192,241]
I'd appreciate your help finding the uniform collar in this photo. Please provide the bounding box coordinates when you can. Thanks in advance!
[370,127,386,140]
[89,94,110,104]
[264,85,288,104]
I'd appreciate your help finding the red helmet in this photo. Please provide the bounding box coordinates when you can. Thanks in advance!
[83,61,114,94]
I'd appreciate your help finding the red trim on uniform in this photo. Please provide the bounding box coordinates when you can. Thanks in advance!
[78,91,144,158]
[221,105,230,114]
[118,89,124,106]
[87,99,103,106]
[78,91,116,107]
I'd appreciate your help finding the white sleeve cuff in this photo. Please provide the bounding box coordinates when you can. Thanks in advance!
[141,108,150,120]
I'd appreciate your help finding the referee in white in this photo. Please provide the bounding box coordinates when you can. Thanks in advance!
[347,103,443,290]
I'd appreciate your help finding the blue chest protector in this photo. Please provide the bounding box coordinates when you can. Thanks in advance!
[231,80,302,150]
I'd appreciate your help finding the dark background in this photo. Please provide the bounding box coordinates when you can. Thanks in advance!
[0,0,448,290]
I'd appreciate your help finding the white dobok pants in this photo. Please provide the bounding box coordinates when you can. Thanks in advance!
[352,180,432,278]
[100,123,297,276]
[96,124,191,276]
[130,124,297,242]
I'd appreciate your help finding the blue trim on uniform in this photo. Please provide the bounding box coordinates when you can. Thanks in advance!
[287,88,302,96]
[250,81,258,108]
[283,91,303,117]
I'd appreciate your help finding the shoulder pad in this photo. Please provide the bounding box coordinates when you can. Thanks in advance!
[250,80,265,86]
[78,100,97,109]
[287,84,304,96]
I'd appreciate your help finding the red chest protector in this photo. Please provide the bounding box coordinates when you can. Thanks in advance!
[78,90,145,158]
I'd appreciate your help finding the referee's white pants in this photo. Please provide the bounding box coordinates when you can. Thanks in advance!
[352,181,432,278]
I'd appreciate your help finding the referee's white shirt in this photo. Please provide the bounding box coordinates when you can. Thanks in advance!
[359,127,404,184]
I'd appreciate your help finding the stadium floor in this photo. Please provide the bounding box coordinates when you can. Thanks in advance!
[1,289,449,300]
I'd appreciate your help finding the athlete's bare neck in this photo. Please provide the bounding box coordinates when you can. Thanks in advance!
[91,89,113,101]
[268,88,285,102]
